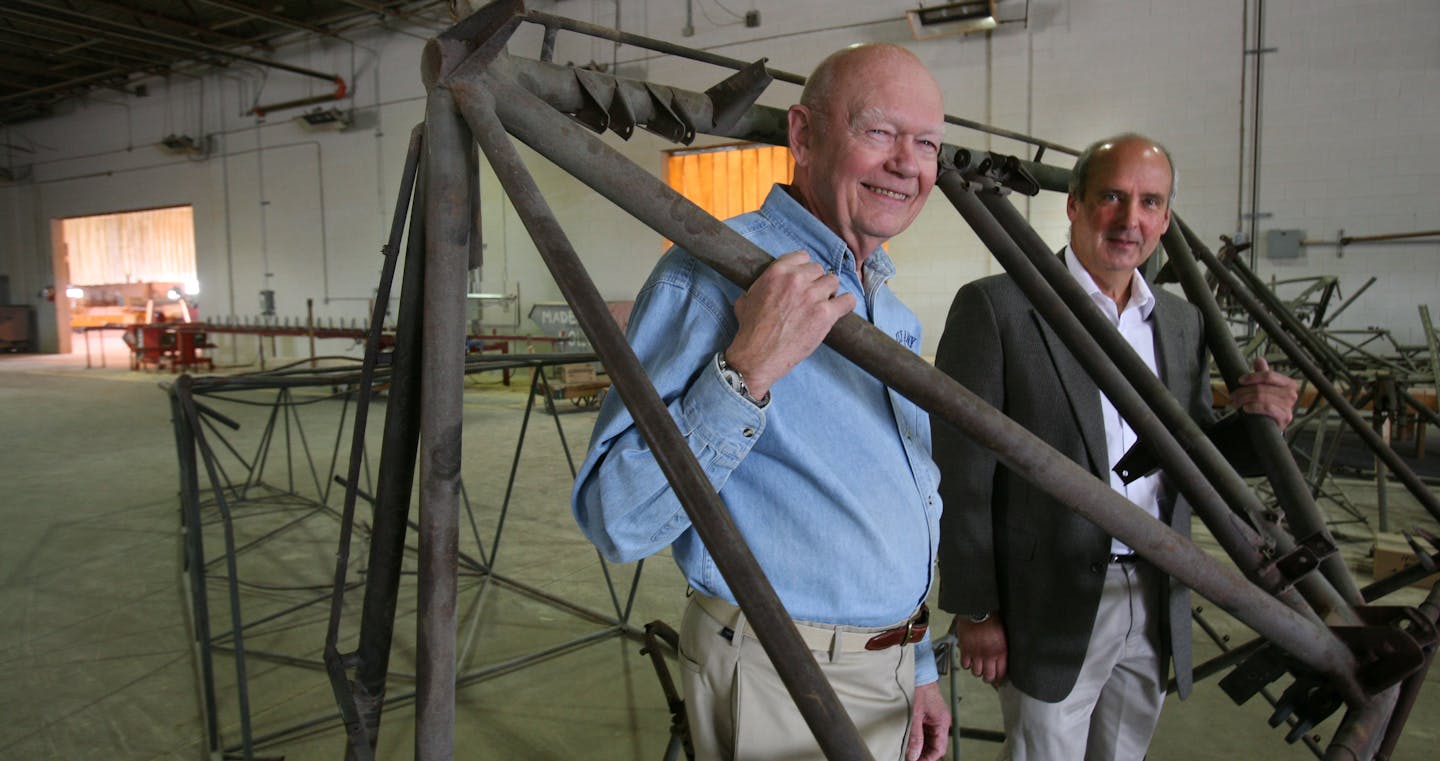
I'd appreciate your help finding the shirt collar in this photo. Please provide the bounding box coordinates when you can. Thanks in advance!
[1063,245,1155,320]
[763,185,897,284]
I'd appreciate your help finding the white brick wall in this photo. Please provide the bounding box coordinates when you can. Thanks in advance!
[1,0,1435,353]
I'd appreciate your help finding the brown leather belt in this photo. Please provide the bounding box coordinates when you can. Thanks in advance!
[863,603,929,651]
[691,594,928,654]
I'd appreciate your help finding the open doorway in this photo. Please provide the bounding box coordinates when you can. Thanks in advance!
[52,205,198,358]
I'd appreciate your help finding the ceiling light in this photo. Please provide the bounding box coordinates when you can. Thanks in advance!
[906,1,998,40]
[293,107,352,132]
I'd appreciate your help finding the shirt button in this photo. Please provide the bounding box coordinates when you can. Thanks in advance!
[742,427,755,438]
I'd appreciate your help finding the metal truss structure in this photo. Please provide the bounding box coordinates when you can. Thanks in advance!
[1195,259,1440,534]
[168,1,1440,759]
[170,345,644,758]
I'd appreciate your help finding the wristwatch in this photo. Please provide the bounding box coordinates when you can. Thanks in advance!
[967,612,991,623]
[716,353,770,408]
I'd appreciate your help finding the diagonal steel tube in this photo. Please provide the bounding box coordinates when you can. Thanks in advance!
[458,63,1366,706]
[963,184,1357,625]
[1160,220,1365,608]
[452,77,875,761]
[1177,219,1440,525]
[942,179,1339,625]
[347,121,426,755]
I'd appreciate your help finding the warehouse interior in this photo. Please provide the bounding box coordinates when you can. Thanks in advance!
[2,1,1439,760]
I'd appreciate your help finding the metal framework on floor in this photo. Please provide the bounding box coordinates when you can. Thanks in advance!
[170,351,642,759]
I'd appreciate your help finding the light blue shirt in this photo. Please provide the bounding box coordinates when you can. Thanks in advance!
[572,186,942,684]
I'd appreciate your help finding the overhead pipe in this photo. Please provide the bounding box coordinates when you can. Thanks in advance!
[461,62,1368,707]
[0,2,346,90]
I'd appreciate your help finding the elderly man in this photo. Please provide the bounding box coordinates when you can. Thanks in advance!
[933,134,1297,760]
[573,44,950,761]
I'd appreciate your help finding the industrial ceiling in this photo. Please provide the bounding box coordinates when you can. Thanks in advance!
[0,0,452,125]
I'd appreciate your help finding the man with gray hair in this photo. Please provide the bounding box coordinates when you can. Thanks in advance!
[574,43,951,761]
[932,134,1296,759]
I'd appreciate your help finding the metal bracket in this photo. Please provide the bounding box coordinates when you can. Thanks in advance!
[942,146,1040,196]
[1333,605,1437,693]
[705,59,773,133]
[1269,532,1338,586]
[571,68,615,134]
[1219,644,1290,705]
[641,83,695,144]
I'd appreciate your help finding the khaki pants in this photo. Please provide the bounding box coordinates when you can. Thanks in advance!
[678,594,917,761]
[998,561,1164,761]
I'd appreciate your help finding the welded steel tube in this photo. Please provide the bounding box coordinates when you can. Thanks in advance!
[326,123,424,761]
[350,129,430,757]
[416,87,469,761]
[965,186,1355,624]
[465,66,1366,705]
[946,180,1336,624]
[1161,220,1364,608]
[453,80,874,761]
[519,10,1079,156]
[1179,219,1440,524]
[1223,242,1352,382]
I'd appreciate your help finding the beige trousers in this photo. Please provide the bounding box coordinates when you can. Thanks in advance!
[998,561,1165,761]
[677,594,917,761]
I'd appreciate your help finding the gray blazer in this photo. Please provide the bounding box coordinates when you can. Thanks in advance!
[933,267,1209,702]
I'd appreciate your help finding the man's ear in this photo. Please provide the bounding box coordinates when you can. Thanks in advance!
[1065,192,1079,224]
[787,104,812,167]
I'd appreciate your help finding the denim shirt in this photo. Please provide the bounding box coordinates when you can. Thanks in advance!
[571,186,942,684]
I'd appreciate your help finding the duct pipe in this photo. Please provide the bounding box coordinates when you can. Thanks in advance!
[462,66,1367,706]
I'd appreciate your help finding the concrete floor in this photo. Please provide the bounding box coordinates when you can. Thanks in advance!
[1,346,1437,761]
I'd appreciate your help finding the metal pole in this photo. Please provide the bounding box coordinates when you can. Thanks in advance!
[415,85,469,761]
[465,66,1366,705]
[1159,218,1365,608]
[349,135,428,755]
[963,182,1354,623]
[319,122,424,760]
[1178,219,1440,524]
[454,78,875,761]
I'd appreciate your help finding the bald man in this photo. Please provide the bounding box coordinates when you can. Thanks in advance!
[574,44,951,761]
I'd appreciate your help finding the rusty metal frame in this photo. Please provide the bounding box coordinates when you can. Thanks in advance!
[341,2,1440,759]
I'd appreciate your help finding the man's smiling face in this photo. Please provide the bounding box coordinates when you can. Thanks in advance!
[790,50,945,258]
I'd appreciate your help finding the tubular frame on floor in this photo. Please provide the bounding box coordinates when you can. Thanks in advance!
[170,354,643,761]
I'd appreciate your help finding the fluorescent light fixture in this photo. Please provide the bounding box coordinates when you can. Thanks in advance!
[66,286,85,299]
[906,1,998,40]
[183,279,201,296]
[157,134,203,156]
[293,107,352,132]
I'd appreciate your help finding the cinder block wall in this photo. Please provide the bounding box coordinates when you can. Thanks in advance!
[1,0,1435,356]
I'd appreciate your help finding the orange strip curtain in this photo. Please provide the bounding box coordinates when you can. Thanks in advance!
[63,206,198,286]
[663,143,794,248]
